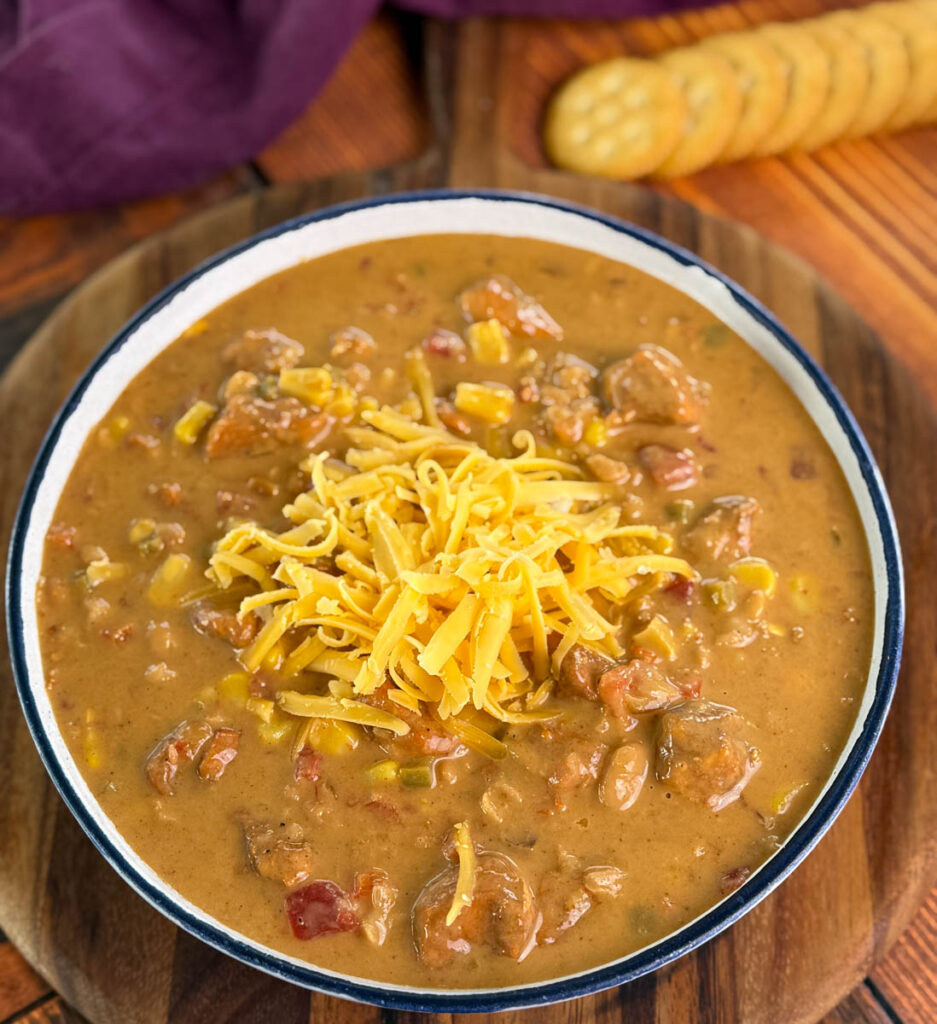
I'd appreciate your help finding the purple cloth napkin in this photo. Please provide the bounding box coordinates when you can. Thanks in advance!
[0,0,692,215]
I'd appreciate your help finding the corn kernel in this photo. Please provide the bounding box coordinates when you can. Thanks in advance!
[788,572,820,614]
[583,419,608,448]
[328,678,355,699]
[218,671,250,704]
[632,615,678,660]
[398,395,422,419]
[182,318,209,338]
[466,319,510,364]
[366,759,399,785]
[128,518,156,545]
[454,382,515,425]
[357,396,379,413]
[246,696,275,723]
[146,553,192,607]
[258,712,293,745]
[85,559,128,588]
[173,400,217,445]
[325,382,356,418]
[703,578,737,610]
[730,557,778,597]
[84,730,103,769]
[307,718,360,755]
[278,367,333,406]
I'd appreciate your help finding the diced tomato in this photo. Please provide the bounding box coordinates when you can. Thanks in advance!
[285,881,360,940]
[664,577,696,602]
[422,328,467,360]
[294,749,322,782]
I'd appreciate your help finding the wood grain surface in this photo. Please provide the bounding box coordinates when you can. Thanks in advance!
[0,4,936,1022]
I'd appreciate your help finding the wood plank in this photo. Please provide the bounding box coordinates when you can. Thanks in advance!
[821,983,895,1024]
[256,14,429,182]
[0,173,250,318]
[5,996,86,1024]
[870,891,937,1024]
[0,943,50,1019]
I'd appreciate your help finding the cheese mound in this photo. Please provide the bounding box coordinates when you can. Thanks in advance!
[208,407,696,730]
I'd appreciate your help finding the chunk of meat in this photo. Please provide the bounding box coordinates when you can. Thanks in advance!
[245,822,315,887]
[538,872,592,944]
[413,851,540,967]
[205,394,332,459]
[638,444,700,491]
[365,685,466,758]
[549,740,606,790]
[602,344,707,425]
[582,865,627,899]
[548,352,598,398]
[221,370,260,401]
[47,523,77,549]
[144,719,213,795]
[435,401,472,437]
[191,606,261,649]
[459,275,563,341]
[330,326,375,362]
[222,328,304,373]
[286,880,360,939]
[586,452,631,484]
[556,644,614,700]
[543,399,600,447]
[354,869,399,946]
[197,727,240,782]
[656,699,761,811]
[599,741,649,811]
[147,481,183,508]
[422,328,467,361]
[721,866,752,895]
[598,659,694,719]
[294,748,322,782]
[684,495,760,563]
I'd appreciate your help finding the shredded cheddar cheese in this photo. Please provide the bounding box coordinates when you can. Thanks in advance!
[447,821,477,926]
[207,404,697,729]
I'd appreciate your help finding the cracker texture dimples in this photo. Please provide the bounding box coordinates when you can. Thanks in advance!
[866,1,937,130]
[544,57,686,179]
[702,32,788,162]
[754,23,831,156]
[794,20,870,151]
[822,9,909,137]
[654,47,743,178]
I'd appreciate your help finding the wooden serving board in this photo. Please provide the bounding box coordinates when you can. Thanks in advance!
[1,18,936,1024]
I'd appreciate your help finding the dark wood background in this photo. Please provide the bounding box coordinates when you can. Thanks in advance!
[0,2,936,1021]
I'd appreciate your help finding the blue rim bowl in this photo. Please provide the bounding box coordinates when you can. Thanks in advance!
[5,190,904,1012]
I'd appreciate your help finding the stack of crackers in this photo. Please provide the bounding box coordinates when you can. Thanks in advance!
[544,0,937,179]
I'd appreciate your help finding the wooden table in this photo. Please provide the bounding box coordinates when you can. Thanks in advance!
[1,5,936,1022]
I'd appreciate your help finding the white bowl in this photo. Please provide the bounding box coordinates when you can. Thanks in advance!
[6,190,904,1012]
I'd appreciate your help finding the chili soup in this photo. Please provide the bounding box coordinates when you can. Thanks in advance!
[34,232,875,991]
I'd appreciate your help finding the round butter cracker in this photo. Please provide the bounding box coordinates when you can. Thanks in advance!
[653,47,743,178]
[821,9,909,137]
[755,23,831,156]
[910,0,937,123]
[702,32,788,162]
[865,1,937,130]
[794,19,870,151]
[544,58,686,180]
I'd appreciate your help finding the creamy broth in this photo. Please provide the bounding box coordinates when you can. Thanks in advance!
[37,235,872,988]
